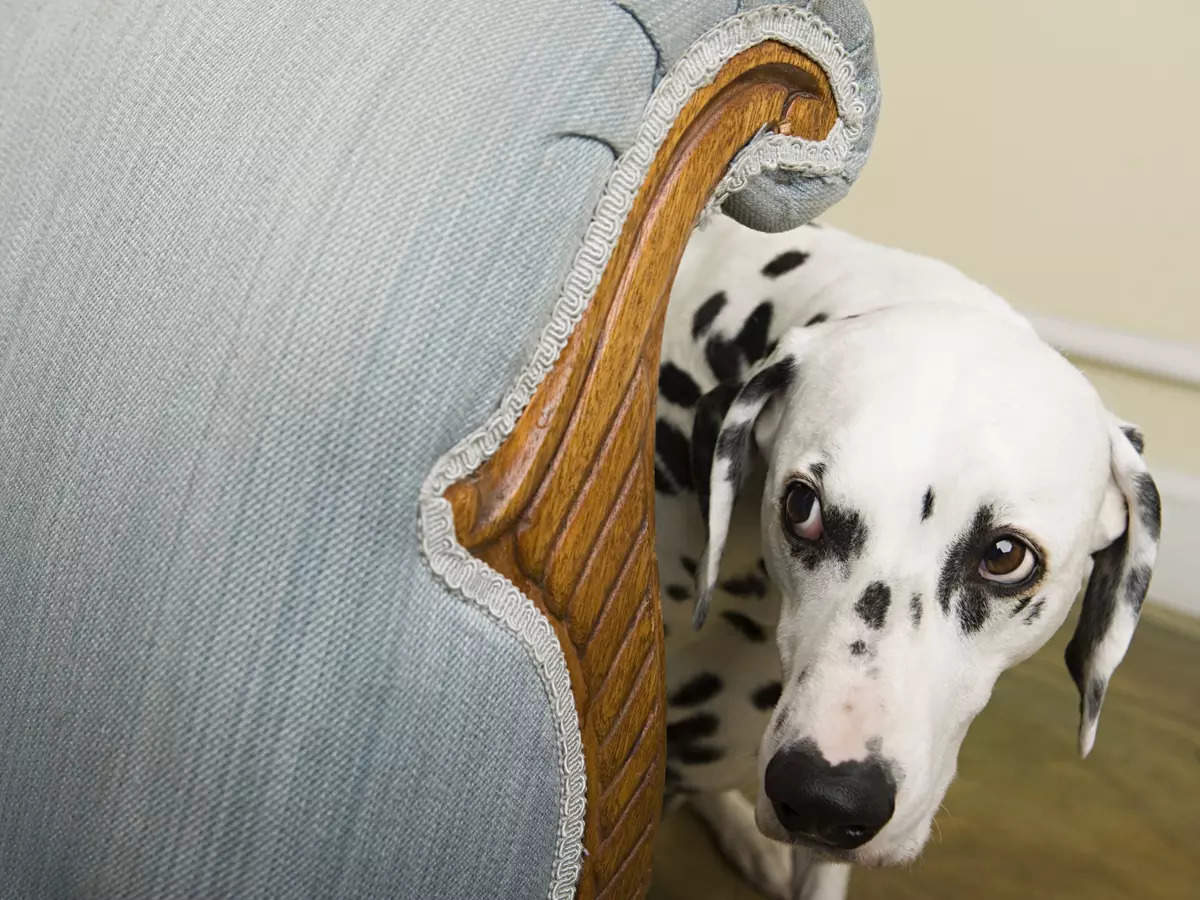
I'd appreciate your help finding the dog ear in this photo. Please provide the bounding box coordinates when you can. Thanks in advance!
[1064,417,1160,757]
[690,380,742,525]
[693,337,803,629]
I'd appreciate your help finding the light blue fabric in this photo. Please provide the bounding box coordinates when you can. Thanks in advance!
[0,0,877,896]
[0,1,656,897]
[618,0,739,77]
[721,0,881,231]
[621,0,882,233]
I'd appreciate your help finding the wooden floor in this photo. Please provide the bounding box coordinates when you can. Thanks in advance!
[650,606,1200,899]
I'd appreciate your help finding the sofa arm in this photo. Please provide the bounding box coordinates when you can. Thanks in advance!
[439,35,842,900]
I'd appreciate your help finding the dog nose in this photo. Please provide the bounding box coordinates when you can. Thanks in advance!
[764,741,895,849]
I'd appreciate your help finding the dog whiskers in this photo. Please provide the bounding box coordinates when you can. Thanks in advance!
[930,803,952,844]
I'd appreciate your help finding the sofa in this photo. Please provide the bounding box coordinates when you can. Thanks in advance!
[0,2,879,896]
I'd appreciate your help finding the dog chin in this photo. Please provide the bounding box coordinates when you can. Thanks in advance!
[844,830,928,868]
[755,797,931,868]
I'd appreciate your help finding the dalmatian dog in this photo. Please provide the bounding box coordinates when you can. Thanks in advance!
[655,213,1161,899]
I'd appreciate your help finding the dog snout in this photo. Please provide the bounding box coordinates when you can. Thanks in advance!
[764,740,896,850]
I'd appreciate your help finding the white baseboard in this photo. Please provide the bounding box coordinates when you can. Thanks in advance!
[1019,313,1198,616]
[1026,313,1200,388]
[1147,469,1200,617]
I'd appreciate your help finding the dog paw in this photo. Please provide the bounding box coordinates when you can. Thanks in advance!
[689,790,792,900]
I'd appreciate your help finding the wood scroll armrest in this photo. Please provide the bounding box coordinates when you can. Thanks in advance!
[444,41,837,900]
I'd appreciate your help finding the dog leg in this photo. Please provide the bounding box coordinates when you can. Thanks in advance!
[790,846,851,900]
[689,790,792,900]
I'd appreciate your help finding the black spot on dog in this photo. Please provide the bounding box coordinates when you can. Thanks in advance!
[1011,595,1034,617]
[721,573,767,598]
[669,672,722,707]
[740,357,796,404]
[752,681,783,710]
[762,249,809,277]
[789,544,820,571]
[910,593,922,628]
[826,504,867,562]
[735,302,773,364]
[667,713,719,744]
[714,422,752,486]
[666,712,726,765]
[959,589,990,634]
[773,706,789,734]
[690,381,741,520]
[790,500,868,572]
[692,291,726,339]
[654,464,676,495]
[721,610,767,642]
[681,556,698,577]
[1121,426,1145,455]
[1023,599,1046,625]
[658,362,701,408]
[706,359,794,496]
[673,743,724,765]
[866,737,882,754]
[656,418,693,492]
[804,312,828,327]
[849,640,868,657]
[855,582,890,630]
[1134,473,1161,540]
[921,487,935,521]
[665,584,690,602]
[796,666,809,685]
[705,334,742,382]
[1065,536,1124,695]
[1125,565,1152,612]
[937,505,996,633]
[1086,677,1107,722]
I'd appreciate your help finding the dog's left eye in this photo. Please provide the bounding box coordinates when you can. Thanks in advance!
[978,535,1037,584]
[782,482,823,542]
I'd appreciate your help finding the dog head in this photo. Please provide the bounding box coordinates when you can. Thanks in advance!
[693,302,1160,866]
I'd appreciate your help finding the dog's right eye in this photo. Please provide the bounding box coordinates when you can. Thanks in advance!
[783,482,823,542]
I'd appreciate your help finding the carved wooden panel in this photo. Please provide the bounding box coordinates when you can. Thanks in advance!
[444,41,836,900]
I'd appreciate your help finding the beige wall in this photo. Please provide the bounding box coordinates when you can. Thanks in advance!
[823,0,1200,476]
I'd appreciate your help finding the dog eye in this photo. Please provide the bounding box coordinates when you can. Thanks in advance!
[783,482,823,541]
[978,535,1036,584]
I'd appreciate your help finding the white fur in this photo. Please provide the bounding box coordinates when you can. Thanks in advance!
[691,790,793,899]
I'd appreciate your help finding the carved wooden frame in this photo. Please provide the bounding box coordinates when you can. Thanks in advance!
[444,41,838,899]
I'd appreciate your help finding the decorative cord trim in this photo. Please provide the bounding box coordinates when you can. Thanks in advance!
[418,7,862,897]
[699,118,854,224]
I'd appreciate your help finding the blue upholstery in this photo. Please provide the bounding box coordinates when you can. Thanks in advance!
[0,1,878,896]
[722,0,880,231]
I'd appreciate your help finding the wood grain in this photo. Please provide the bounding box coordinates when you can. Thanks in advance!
[445,42,837,900]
